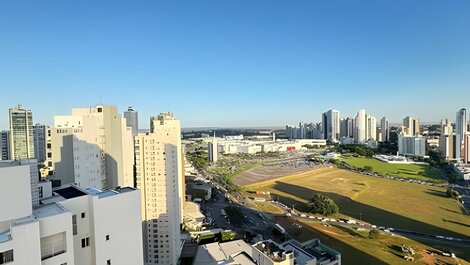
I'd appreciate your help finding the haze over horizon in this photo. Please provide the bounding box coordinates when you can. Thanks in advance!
[1,1,470,129]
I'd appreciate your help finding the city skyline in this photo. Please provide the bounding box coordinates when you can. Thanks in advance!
[1,1,470,128]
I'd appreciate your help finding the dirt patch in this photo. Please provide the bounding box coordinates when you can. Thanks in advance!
[233,166,316,186]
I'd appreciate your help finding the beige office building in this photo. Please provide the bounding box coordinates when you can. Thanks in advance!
[136,112,183,265]
[402,116,420,136]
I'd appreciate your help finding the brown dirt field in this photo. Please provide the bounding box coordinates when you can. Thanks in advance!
[233,166,319,186]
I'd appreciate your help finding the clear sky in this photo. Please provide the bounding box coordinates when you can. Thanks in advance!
[1,1,470,129]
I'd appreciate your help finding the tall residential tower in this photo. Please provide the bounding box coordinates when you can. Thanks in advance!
[9,105,35,160]
[136,113,183,265]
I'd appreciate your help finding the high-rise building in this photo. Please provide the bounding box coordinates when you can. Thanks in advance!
[47,105,134,189]
[124,106,139,137]
[455,108,467,161]
[208,134,218,162]
[366,115,377,141]
[354,109,367,144]
[402,116,420,136]
[136,112,183,265]
[0,130,10,160]
[380,117,389,142]
[439,119,455,160]
[339,117,354,139]
[33,123,47,163]
[9,105,35,160]
[464,132,470,164]
[322,109,340,142]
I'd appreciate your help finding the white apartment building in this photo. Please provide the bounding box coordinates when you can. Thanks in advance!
[380,117,389,142]
[354,109,367,144]
[0,159,40,207]
[398,133,426,157]
[46,105,134,190]
[136,112,184,265]
[366,115,377,141]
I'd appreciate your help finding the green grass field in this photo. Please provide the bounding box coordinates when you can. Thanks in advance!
[275,217,468,265]
[340,156,443,182]
[245,168,470,239]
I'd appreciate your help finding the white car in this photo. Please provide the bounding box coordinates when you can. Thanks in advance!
[300,214,307,218]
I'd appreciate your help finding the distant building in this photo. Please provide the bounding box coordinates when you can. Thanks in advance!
[380,117,389,142]
[208,137,218,162]
[340,118,353,139]
[322,110,340,142]
[9,105,35,160]
[455,108,467,161]
[402,116,420,136]
[33,123,47,163]
[366,115,377,141]
[398,133,426,157]
[136,112,183,265]
[124,106,139,137]
[0,130,9,160]
[439,119,456,160]
[354,109,367,144]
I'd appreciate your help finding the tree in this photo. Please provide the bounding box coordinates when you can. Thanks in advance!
[368,229,380,239]
[364,165,373,172]
[307,194,339,216]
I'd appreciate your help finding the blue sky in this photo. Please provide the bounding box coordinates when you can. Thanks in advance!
[1,1,470,128]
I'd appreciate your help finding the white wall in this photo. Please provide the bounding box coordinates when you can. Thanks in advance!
[91,190,144,265]
[0,165,32,222]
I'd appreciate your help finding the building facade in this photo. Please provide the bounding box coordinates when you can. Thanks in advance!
[455,108,467,161]
[9,105,35,160]
[136,113,183,265]
[354,109,367,144]
[33,124,47,163]
[402,116,420,136]
[124,106,139,137]
[0,130,9,160]
[46,105,134,189]
[398,134,426,157]
[322,110,340,142]
[380,117,389,142]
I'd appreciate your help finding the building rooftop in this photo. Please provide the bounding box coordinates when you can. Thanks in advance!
[54,186,87,199]
[193,239,254,265]
[282,239,340,264]
[33,203,68,219]
[184,201,205,221]
[253,240,290,262]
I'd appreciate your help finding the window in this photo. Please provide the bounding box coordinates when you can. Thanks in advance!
[81,237,90,248]
[40,232,66,260]
[105,235,110,241]
[81,212,85,218]
[72,215,77,235]
[0,249,13,264]
[107,260,111,265]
